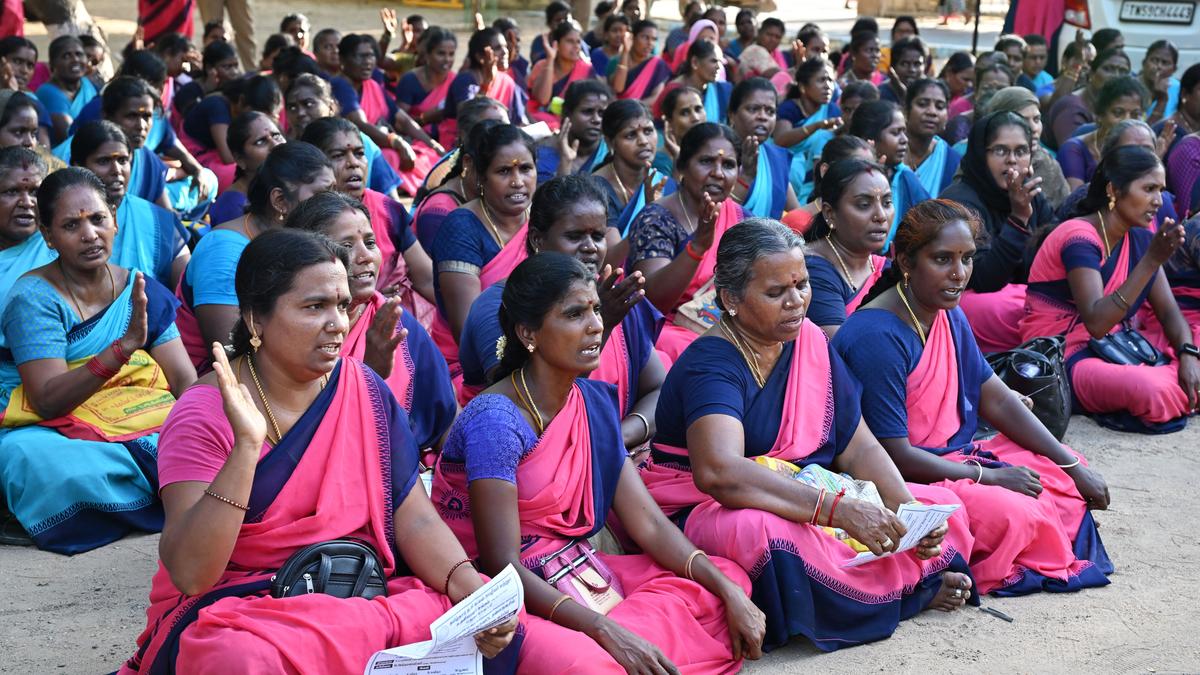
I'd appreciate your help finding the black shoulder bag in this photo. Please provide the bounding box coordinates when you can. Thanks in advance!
[986,335,1072,441]
[270,538,389,600]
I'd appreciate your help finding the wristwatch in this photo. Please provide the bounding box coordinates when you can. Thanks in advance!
[1180,343,1200,359]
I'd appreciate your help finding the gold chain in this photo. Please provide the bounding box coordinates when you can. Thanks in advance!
[719,315,766,387]
[678,192,697,234]
[825,235,875,294]
[246,353,283,445]
[1095,210,1112,260]
[612,167,631,204]
[897,285,928,345]
[479,200,506,247]
[510,368,546,434]
[59,261,117,319]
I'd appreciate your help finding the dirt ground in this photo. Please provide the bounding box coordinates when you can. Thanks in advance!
[4,0,1196,673]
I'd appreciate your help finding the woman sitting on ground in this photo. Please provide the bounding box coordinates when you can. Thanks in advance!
[780,135,875,235]
[656,40,731,124]
[433,252,765,673]
[208,112,285,226]
[0,148,54,307]
[833,198,1113,596]
[848,99,930,249]
[1020,145,1200,432]
[727,78,800,220]
[528,20,600,130]
[1058,76,1148,191]
[441,29,528,144]
[534,80,612,185]
[182,75,280,191]
[590,99,666,262]
[942,57,1013,146]
[940,111,1051,353]
[0,168,195,553]
[71,121,190,289]
[650,85,705,179]
[772,58,842,204]
[36,36,98,144]
[411,98,510,249]
[459,175,664,450]
[1055,118,1179,225]
[301,117,435,314]
[395,27,458,147]
[982,86,1070,209]
[640,218,974,652]
[175,142,335,370]
[610,20,672,107]
[803,159,892,336]
[284,192,455,451]
[1044,47,1131,152]
[628,122,744,362]
[904,78,961,196]
[429,124,536,375]
[118,230,518,674]
[285,74,404,200]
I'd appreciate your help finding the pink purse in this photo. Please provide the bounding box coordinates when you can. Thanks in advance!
[541,540,625,615]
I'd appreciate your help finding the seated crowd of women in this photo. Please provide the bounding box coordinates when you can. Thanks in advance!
[0,8,1198,674]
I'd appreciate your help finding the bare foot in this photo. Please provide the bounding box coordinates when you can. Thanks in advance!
[930,572,972,611]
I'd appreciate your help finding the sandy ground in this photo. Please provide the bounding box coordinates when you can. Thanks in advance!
[4,0,1196,673]
[3,414,1199,673]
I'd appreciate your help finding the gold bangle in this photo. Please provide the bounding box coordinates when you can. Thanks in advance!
[1112,289,1131,311]
[965,459,983,483]
[203,488,248,512]
[548,594,572,622]
[684,549,708,581]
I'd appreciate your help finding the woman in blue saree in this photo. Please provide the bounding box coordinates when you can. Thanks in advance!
[0,168,196,553]
[458,175,664,450]
[657,40,731,125]
[904,79,962,197]
[0,148,54,316]
[71,121,190,290]
[773,59,843,203]
[36,36,99,144]
[534,80,611,185]
[590,100,667,262]
[728,78,800,220]
[848,99,931,253]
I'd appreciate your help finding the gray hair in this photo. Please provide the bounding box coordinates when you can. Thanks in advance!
[0,146,46,181]
[1102,118,1156,156]
[714,217,806,311]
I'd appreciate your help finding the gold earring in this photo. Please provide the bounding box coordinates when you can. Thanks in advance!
[903,271,910,288]
[248,313,262,352]
[1107,194,1116,211]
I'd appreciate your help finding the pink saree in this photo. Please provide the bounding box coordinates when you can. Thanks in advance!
[361,188,437,330]
[119,359,471,674]
[620,56,668,100]
[906,311,1102,594]
[641,320,975,651]
[1020,219,1190,425]
[959,284,1028,353]
[433,380,749,674]
[410,73,453,138]
[654,199,741,363]
[360,79,439,197]
[845,255,887,315]
[528,59,595,130]
[431,219,529,377]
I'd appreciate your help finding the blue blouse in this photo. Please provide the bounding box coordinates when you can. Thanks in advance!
[183,228,249,308]
[429,208,502,315]
[182,95,232,150]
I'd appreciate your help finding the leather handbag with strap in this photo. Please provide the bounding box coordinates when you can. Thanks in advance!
[270,538,389,600]
[540,540,625,615]
[985,335,1072,441]
[1087,322,1170,367]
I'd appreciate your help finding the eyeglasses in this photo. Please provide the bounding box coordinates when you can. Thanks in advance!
[986,144,1031,160]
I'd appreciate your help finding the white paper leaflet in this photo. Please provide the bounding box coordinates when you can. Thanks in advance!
[842,502,961,568]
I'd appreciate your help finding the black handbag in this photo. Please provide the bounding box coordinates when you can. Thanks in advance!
[270,538,389,600]
[1088,323,1170,366]
[986,336,1072,441]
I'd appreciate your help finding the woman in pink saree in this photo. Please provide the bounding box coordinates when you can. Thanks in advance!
[439,29,527,148]
[1020,145,1200,433]
[395,28,458,147]
[629,123,745,363]
[120,230,518,674]
[640,218,975,652]
[433,253,765,673]
[284,192,456,452]
[430,124,535,377]
[302,117,438,328]
[528,21,600,131]
[609,20,673,106]
[834,199,1112,596]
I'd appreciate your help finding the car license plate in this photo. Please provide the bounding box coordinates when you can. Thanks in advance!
[1119,0,1195,23]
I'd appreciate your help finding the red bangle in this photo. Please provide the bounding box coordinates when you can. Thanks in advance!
[810,488,827,525]
[85,356,120,380]
[110,339,130,364]
[826,488,847,528]
[685,241,704,261]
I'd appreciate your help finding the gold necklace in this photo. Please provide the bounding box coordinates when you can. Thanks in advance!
[896,285,928,345]
[678,193,697,233]
[511,369,545,434]
[719,316,767,387]
[245,354,283,445]
[1094,210,1112,259]
[478,200,506,246]
[612,166,631,204]
[59,261,116,319]
[825,236,875,293]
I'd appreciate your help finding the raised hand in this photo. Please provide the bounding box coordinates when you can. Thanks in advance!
[0,57,18,91]
[380,8,398,37]
[474,12,486,31]
[363,296,407,378]
[544,31,558,61]
[211,342,268,448]
[887,66,907,100]
[791,39,807,66]
[690,191,721,252]
[1156,118,1177,158]
[557,117,579,164]
[739,136,760,181]
[597,265,645,331]
[474,614,518,659]
[1005,166,1042,222]
[1148,218,1185,265]
[120,272,149,356]
[663,124,680,161]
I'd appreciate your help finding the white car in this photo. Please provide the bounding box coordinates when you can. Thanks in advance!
[1060,0,1200,68]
